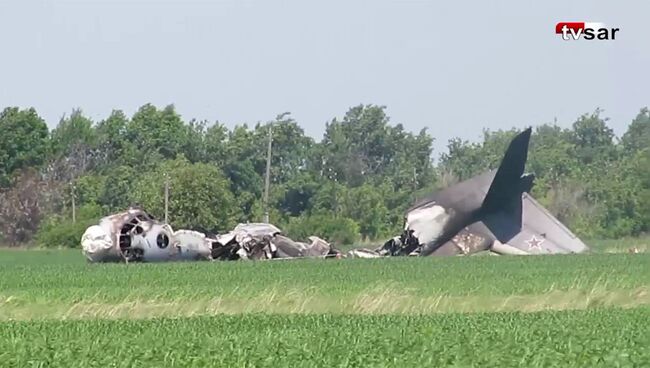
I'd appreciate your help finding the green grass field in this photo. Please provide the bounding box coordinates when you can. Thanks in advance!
[0,249,648,366]
[2,310,648,367]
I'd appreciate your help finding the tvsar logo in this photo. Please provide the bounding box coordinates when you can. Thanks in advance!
[555,22,619,40]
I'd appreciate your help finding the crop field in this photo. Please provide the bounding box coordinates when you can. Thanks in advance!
[2,309,649,367]
[0,249,648,366]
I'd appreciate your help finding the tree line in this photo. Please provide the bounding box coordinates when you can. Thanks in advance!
[0,104,648,247]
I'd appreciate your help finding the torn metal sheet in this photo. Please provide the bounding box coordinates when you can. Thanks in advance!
[211,222,281,261]
[272,235,334,258]
[213,223,340,260]
[172,230,213,261]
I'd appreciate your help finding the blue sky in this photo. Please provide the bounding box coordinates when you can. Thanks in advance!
[0,0,647,154]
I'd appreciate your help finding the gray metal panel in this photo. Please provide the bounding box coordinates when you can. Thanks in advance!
[272,234,305,258]
[428,193,589,255]
[514,193,589,254]
[409,170,496,213]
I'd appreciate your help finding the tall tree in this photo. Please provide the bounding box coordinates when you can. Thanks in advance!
[127,104,189,164]
[319,105,394,186]
[319,105,435,189]
[95,110,133,168]
[203,122,229,166]
[47,109,99,184]
[439,128,519,181]
[130,157,240,233]
[0,107,49,186]
[182,119,208,164]
[0,169,55,245]
[99,165,137,211]
[570,109,616,165]
[621,107,650,153]
[252,115,315,184]
[50,109,97,156]
[637,148,650,233]
[340,183,390,239]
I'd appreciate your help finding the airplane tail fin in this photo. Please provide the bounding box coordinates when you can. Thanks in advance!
[480,127,532,214]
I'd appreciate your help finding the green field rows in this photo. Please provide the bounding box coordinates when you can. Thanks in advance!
[1,250,649,366]
[1,309,648,367]
[1,250,649,319]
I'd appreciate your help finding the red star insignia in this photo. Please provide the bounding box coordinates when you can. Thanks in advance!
[526,235,545,250]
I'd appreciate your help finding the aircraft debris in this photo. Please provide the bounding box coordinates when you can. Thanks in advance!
[81,212,342,263]
[80,208,212,263]
[375,127,589,257]
[80,128,588,263]
[346,248,383,258]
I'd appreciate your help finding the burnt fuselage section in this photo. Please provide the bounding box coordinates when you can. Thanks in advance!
[81,208,212,263]
[81,209,342,263]
[369,128,588,258]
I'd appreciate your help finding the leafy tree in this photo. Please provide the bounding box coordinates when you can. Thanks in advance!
[0,169,54,245]
[340,183,390,240]
[99,165,137,211]
[275,172,320,217]
[222,159,263,223]
[528,125,574,180]
[252,116,315,184]
[391,127,436,186]
[637,148,650,233]
[574,156,643,237]
[35,203,103,248]
[127,104,189,164]
[318,105,436,192]
[438,138,484,181]
[50,109,97,156]
[0,107,49,186]
[95,110,133,168]
[309,180,348,215]
[131,157,239,233]
[47,109,99,184]
[70,174,106,208]
[570,109,616,165]
[439,128,519,181]
[621,107,650,153]
[319,105,395,186]
[203,122,229,166]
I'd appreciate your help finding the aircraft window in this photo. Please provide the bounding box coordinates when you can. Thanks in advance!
[157,233,169,249]
[134,226,144,235]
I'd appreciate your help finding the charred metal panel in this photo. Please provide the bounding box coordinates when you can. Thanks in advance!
[449,228,491,255]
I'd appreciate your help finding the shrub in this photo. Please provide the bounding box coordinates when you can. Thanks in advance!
[35,204,103,248]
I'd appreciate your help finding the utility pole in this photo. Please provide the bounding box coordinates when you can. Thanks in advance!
[263,112,290,224]
[71,184,76,223]
[412,167,417,202]
[164,173,169,223]
[263,123,273,224]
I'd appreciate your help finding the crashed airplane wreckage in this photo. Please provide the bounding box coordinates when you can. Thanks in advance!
[80,208,341,263]
[81,127,588,263]
[350,127,589,258]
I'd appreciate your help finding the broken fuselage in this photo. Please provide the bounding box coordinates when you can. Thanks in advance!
[80,208,212,262]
